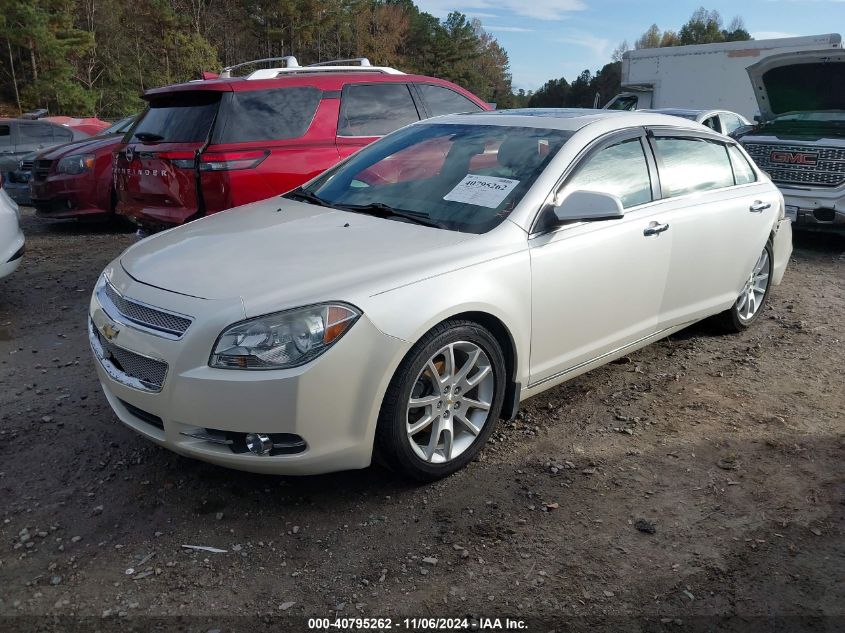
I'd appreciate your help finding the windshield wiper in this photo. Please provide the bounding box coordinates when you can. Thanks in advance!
[133,132,163,143]
[283,188,337,208]
[339,202,448,229]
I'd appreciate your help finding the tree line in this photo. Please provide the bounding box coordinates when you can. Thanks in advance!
[0,0,515,118]
[525,7,752,109]
[0,3,753,118]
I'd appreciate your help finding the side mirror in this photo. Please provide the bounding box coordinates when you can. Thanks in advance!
[554,190,625,223]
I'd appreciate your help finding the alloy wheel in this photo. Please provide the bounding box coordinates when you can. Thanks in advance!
[406,341,495,463]
[736,249,770,321]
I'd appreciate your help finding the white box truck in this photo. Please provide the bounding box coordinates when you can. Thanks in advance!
[605,34,842,120]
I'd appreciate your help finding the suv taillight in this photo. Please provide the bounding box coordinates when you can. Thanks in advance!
[158,151,197,169]
[199,150,269,172]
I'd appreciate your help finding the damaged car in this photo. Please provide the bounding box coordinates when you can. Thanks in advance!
[89,109,792,481]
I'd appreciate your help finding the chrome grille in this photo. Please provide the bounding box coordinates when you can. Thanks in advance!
[101,281,192,338]
[33,159,53,181]
[90,321,168,391]
[742,143,845,188]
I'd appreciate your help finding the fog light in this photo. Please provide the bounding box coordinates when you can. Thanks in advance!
[245,433,273,455]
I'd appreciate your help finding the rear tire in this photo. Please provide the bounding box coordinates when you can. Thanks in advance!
[716,240,773,333]
[375,320,505,482]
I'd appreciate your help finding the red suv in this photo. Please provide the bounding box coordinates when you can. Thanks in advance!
[113,58,490,230]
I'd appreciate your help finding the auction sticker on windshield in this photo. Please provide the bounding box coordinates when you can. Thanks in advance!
[443,175,519,208]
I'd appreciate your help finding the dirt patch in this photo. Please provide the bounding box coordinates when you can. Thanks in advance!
[1,210,843,630]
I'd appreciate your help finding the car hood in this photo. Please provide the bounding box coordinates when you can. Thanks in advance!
[747,48,845,121]
[120,199,490,315]
[37,134,122,161]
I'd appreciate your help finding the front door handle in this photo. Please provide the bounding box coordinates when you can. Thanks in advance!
[749,200,771,213]
[643,222,670,236]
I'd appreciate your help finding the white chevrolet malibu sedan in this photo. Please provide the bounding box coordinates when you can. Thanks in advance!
[89,109,792,481]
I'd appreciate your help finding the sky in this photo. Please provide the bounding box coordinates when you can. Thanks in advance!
[414,0,844,91]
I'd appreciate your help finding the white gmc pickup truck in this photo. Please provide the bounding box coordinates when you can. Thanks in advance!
[737,49,845,232]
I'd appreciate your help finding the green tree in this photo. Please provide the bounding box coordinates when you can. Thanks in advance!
[0,0,95,113]
[528,77,569,108]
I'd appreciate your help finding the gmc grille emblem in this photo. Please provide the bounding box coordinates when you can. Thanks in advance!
[770,151,818,166]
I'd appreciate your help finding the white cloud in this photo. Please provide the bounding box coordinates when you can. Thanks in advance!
[486,26,534,32]
[415,0,586,21]
[556,32,611,61]
[751,31,800,40]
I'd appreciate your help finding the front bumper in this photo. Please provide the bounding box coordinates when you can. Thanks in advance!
[88,266,407,475]
[31,176,108,219]
[782,188,845,233]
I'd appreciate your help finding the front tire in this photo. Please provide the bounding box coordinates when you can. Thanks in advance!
[375,320,506,482]
[716,240,773,333]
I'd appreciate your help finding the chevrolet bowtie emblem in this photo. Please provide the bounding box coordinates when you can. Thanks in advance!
[101,323,120,341]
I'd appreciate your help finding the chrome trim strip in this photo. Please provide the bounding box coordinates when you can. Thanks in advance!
[527,324,690,389]
[97,279,193,340]
[179,431,234,445]
[88,320,167,393]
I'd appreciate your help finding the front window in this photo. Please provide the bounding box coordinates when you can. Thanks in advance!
[418,84,483,117]
[298,123,572,234]
[565,138,653,208]
[20,123,56,144]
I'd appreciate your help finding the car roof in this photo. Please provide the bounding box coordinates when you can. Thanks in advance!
[423,108,713,132]
[143,72,475,98]
[646,108,710,116]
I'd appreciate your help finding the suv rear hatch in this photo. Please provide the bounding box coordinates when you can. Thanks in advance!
[115,90,223,227]
[115,83,324,227]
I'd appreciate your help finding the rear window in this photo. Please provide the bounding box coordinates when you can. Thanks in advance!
[338,83,420,137]
[727,145,757,185]
[654,137,735,197]
[212,87,321,143]
[131,92,221,143]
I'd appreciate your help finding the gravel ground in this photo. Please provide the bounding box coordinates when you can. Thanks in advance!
[1,209,843,632]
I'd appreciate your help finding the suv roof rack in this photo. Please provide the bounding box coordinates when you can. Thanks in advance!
[219,56,404,80]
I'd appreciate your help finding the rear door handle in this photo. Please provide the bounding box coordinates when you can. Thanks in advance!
[749,201,771,213]
[643,222,669,236]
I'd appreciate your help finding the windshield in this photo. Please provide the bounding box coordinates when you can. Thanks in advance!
[102,116,136,136]
[128,92,220,143]
[770,111,845,124]
[301,123,572,234]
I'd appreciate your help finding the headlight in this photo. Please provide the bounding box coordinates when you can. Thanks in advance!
[210,303,360,370]
[57,154,95,175]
